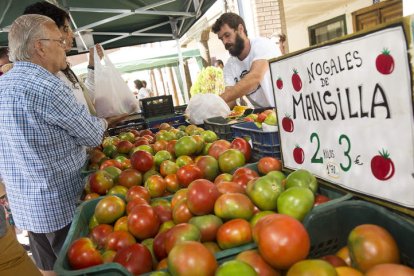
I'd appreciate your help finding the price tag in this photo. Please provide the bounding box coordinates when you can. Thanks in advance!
[270,23,414,208]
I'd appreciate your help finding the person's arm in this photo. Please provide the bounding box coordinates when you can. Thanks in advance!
[220,59,269,105]
[84,44,104,96]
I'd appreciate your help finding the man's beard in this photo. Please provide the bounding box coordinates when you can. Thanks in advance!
[225,33,245,57]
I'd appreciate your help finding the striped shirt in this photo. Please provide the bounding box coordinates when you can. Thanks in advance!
[0,62,105,233]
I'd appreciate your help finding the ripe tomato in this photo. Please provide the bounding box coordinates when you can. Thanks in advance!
[255,214,310,270]
[105,230,136,251]
[196,155,219,181]
[130,150,154,172]
[216,218,252,249]
[231,137,252,161]
[365,264,414,276]
[127,205,160,240]
[125,185,151,203]
[168,241,217,276]
[187,179,220,215]
[214,173,233,184]
[208,139,231,159]
[348,224,400,272]
[216,181,246,194]
[94,195,126,224]
[118,168,142,188]
[89,224,113,249]
[67,237,103,270]
[144,175,167,198]
[176,164,203,188]
[113,243,152,275]
[171,188,188,209]
[126,197,149,214]
[89,170,114,195]
[172,199,193,224]
[257,157,282,174]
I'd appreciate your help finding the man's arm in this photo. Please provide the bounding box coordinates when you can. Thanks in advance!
[220,59,269,105]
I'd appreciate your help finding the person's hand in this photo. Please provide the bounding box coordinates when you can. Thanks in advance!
[105,113,130,128]
[88,44,104,67]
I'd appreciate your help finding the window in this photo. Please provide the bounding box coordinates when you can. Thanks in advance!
[308,15,347,46]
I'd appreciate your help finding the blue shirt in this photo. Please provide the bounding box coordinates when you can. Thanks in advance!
[0,62,105,233]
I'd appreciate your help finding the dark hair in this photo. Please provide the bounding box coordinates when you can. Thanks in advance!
[212,13,247,36]
[0,47,8,59]
[216,59,224,66]
[23,1,70,28]
[134,80,143,89]
[23,2,78,87]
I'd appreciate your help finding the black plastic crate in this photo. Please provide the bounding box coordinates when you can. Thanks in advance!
[174,104,187,114]
[106,118,147,136]
[231,122,280,162]
[140,95,174,118]
[302,200,414,267]
[204,116,240,141]
[146,114,188,133]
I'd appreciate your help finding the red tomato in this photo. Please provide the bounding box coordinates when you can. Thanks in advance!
[320,255,347,267]
[164,223,201,254]
[117,140,134,154]
[257,157,282,174]
[168,241,218,276]
[348,224,400,272]
[255,214,310,270]
[125,185,151,203]
[276,78,283,90]
[113,243,152,275]
[114,216,128,232]
[153,230,169,261]
[126,197,149,214]
[94,195,126,224]
[282,116,294,132]
[172,199,193,224]
[370,150,395,181]
[314,194,330,206]
[161,175,178,194]
[89,224,113,249]
[216,218,252,249]
[187,179,220,215]
[176,164,203,188]
[130,150,154,173]
[100,159,123,170]
[144,175,167,198]
[67,237,103,270]
[118,169,142,188]
[231,137,252,161]
[216,181,246,194]
[127,205,160,240]
[236,250,281,276]
[293,146,304,164]
[171,188,188,210]
[152,204,172,223]
[232,167,259,189]
[89,170,114,195]
[105,230,136,251]
[208,140,231,159]
[160,160,178,176]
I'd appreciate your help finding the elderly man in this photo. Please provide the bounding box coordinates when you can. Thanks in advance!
[212,13,279,108]
[0,14,107,275]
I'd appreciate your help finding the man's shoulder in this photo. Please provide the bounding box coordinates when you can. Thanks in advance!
[251,36,274,48]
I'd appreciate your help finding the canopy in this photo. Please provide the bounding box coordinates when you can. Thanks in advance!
[0,0,217,53]
[72,48,203,75]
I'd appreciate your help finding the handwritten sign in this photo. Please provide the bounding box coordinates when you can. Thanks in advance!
[270,24,414,208]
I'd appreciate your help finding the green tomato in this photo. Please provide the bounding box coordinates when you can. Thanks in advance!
[277,186,314,221]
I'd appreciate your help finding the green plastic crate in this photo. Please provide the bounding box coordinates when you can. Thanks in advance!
[302,200,414,267]
[54,197,130,275]
[55,195,173,275]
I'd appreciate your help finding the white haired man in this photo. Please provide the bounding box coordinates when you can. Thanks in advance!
[0,14,108,276]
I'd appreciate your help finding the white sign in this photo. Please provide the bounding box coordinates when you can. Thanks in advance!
[270,26,414,207]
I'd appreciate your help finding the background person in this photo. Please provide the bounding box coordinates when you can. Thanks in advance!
[0,14,108,276]
[212,12,279,108]
[215,59,224,69]
[134,79,150,99]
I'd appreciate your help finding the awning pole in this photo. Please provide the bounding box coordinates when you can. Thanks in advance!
[170,17,190,104]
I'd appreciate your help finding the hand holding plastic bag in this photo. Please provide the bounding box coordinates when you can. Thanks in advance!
[94,47,139,118]
[185,94,231,125]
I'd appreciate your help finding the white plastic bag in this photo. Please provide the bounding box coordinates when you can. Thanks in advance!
[185,94,231,125]
[94,48,139,117]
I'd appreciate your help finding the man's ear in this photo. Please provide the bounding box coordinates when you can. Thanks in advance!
[238,24,245,35]
[33,40,46,58]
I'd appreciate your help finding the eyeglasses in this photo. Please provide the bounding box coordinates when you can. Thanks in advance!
[38,38,67,47]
